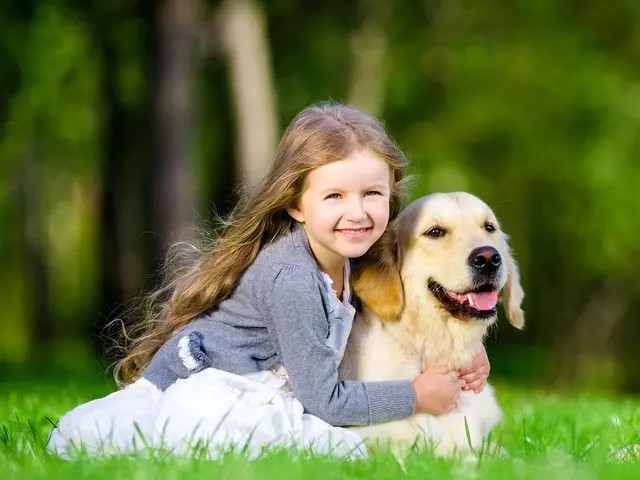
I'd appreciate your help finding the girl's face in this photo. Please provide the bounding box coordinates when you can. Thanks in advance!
[288,148,391,270]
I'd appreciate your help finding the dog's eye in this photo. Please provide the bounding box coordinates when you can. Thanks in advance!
[425,227,446,238]
[484,222,496,233]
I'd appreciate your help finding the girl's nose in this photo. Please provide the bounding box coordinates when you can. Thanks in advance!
[345,199,366,222]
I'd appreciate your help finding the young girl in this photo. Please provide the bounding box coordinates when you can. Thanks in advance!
[48,102,491,460]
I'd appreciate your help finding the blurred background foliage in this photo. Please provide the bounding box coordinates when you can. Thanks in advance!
[0,0,638,393]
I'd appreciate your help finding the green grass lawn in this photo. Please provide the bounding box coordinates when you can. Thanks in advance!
[1,372,639,479]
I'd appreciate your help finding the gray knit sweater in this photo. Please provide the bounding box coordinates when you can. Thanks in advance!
[142,222,416,427]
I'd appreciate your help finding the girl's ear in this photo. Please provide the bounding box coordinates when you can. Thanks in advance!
[286,197,305,223]
[351,224,404,321]
[286,206,304,223]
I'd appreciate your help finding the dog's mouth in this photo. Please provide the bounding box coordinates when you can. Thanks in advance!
[428,280,499,320]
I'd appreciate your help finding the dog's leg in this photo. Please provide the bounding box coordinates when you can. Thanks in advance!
[350,418,432,456]
[434,413,482,456]
[434,387,503,457]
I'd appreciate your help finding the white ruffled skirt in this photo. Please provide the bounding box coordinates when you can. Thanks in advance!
[47,366,367,460]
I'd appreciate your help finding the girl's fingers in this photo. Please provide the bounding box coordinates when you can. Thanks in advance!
[459,363,490,377]
[461,373,488,391]
[467,379,486,393]
[460,372,481,384]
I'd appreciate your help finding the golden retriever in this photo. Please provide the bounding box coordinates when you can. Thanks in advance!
[339,192,525,456]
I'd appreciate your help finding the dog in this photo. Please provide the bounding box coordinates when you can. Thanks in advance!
[339,192,525,456]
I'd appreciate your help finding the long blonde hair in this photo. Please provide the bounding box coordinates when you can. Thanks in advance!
[113,102,410,386]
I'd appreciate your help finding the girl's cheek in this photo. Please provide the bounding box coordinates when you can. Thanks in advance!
[372,207,390,230]
[317,209,341,225]
[372,202,390,223]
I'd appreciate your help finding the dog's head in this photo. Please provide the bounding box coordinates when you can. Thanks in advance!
[352,192,525,329]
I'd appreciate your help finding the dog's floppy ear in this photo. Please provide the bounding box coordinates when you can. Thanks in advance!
[351,223,404,321]
[501,235,525,329]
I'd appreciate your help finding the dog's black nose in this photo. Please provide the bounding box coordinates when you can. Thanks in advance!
[469,246,502,273]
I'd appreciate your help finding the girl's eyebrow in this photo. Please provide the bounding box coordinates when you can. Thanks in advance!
[318,186,344,195]
[366,184,389,191]
[318,184,389,196]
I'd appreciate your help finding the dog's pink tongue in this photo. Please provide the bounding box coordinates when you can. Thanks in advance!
[466,291,499,310]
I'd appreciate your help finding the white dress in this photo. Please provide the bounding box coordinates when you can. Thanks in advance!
[47,264,367,460]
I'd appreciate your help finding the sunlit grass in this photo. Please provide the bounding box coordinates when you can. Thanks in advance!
[1,372,639,479]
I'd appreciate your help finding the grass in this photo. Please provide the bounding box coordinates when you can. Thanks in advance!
[1,371,639,479]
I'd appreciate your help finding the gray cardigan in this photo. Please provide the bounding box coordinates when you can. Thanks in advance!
[142,222,416,427]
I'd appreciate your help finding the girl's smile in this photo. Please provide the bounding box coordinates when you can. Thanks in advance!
[336,227,373,239]
[287,148,391,275]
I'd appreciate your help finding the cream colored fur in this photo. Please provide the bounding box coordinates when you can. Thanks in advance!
[339,192,525,456]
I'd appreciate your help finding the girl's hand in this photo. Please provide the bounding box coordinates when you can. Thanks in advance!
[458,346,490,393]
[413,365,464,415]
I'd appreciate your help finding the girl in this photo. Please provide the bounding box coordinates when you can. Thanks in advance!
[48,102,491,460]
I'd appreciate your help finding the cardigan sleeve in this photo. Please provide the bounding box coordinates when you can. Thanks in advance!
[259,263,416,427]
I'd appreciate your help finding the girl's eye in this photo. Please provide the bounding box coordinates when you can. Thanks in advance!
[325,193,341,200]
[365,191,381,196]
[484,222,496,233]
[425,227,446,238]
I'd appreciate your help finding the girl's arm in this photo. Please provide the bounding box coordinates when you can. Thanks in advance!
[261,264,416,427]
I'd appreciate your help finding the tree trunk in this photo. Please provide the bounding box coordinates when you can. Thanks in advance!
[88,0,155,362]
[348,0,392,118]
[96,32,132,359]
[151,0,198,261]
[18,133,51,360]
[553,277,631,390]
[218,0,278,191]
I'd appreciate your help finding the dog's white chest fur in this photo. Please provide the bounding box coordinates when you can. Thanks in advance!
[339,310,503,456]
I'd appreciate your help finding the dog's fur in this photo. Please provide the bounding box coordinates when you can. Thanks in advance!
[339,192,525,456]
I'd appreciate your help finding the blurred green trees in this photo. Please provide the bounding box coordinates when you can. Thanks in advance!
[0,0,638,392]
